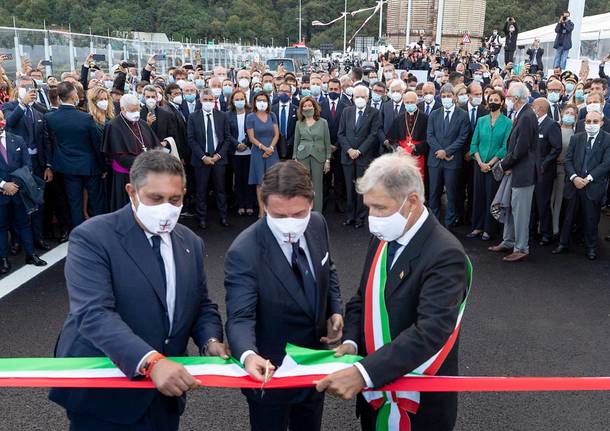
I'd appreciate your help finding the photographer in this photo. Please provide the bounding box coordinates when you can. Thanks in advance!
[553,10,574,70]
[503,16,519,65]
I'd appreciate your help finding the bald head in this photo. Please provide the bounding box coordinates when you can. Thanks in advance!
[532,97,550,114]
[403,91,418,104]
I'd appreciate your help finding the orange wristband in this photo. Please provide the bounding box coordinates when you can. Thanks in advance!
[142,352,166,379]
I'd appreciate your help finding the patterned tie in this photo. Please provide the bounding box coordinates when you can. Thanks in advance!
[331,101,336,119]
[0,135,7,162]
[206,114,215,156]
[214,100,219,111]
[291,241,317,317]
[444,110,451,134]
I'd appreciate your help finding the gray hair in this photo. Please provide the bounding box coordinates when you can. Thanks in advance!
[142,85,157,95]
[508,82,530,103]
[130,150,186,189]
[200,88,214,98]
[440,83,454,95]
[353,85,369,98]
[120,93,140,109]
[356,151,425,203]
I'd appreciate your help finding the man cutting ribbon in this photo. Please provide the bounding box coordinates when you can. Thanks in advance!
[316,152,470,431]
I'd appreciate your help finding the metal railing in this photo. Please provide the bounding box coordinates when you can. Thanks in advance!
[0,26,286,77]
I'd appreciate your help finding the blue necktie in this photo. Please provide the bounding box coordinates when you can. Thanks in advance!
[386,240,401,273]
[470,108,476,128]
[206,113,215,156]
[280,105,287,135]
[291,241,317,317]
[355,110,363,132]
[151,235,167,290]
[425,104,430,115]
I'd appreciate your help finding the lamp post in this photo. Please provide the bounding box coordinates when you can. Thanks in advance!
[343,0,348,54]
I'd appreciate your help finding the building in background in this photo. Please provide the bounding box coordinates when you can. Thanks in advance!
[386,0,486,51]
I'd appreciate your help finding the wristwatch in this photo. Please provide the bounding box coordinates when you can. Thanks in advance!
[204,337,220,355]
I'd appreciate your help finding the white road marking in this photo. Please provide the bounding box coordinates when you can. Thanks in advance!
[0,242,69,301]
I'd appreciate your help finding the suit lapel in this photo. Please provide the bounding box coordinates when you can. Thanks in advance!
[261,222,314,319]
[169,228,189,336]
[304,226,325,319]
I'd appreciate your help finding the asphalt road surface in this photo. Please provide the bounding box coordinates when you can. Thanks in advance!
[1,208,610,431]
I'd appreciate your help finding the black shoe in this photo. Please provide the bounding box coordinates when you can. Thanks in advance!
[354,221,364,229]
[34,240,51,251]
[220,218,230,227]
[552,245,569,254]
[198,221,207,230]
[539,237,552,246]
[10,243,21,256]
[342,219,355,227]
[605,235,610,242]
[0,258,10,274]
[586,250,597,261]
[58,232,69,243]
[25,254,47,266]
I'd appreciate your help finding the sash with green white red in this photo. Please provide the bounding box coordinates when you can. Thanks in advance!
[362,240,472,431]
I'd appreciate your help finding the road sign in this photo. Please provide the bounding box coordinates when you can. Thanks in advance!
[462,33,471,45]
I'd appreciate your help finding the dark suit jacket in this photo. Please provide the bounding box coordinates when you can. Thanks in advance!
[500,104,539,187]
[272,102,298,158]
[319,97,345,145]
[2,100,46,168]
[49,205,223,424]
[386,111,428,156]
[578,104,610,120]
[554,19,574,50]
[417,100,441,116]
[526,48,544,70]
[225,213,342,403]
[536,116,562,176]
[227,109,251,153]
[162,103,188,159]
[344,214,467,428]
[187,109,231,166]
[340,93,353,107]
[337,105,382,166]
[426,106,470,169]
[381,100,406,135]
[0,132,31,205]
[575,117,610,134]
[564,131,610,201]
[44,105,105,176]
[139,106,179,144]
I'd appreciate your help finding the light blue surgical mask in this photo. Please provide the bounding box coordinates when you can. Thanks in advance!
[301,89,311,97]
[263,82,274,93]
[565,83,575,93]
[310,85,321,96]
[547,92,560,103]
[405,103,417,113]
[562,114,575,126]
[458,94,469,105]
[322,83,328,93]
[575,89,585,101]
[195,79,205,89]
[223,86,233,97]
[371,92,382,103]
[441,97,454,109]
[184,94,196,103]
[370,78,379,86]
[234,100,246,110]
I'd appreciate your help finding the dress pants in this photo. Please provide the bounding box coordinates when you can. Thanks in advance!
[559,190,601,252]
[30,157,45,242]
[500,185,535,253]
[297,156,324,212]
[0,196,34,257]
[342,161,367,222]
[68,393,180,431]
[232,154,255,210]
[324,148,346,211]
[246,390,324,431]
[533,170,556,240]
[428,166,460,226]
[63,174,106,228]
[457,159,474,224]
[504,49,515,65]
[551,164,565,235]
[471,167,499,235]
[194,163,228,222]
[43,172,72,234]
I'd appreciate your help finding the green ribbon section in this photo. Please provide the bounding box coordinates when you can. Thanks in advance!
[0,356,242,372]
[285,344,362,366]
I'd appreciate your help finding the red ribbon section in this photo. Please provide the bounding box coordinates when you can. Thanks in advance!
[4,375,610,391]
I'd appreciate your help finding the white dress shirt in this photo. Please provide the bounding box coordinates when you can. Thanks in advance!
[135,231,177,374]
[234,112,251,156]
[442,104,456,123]
[239,219,316,365]
[203,111,218,153]
[354,108,366,127]
[346,208,430,388]
[187,100,197,114]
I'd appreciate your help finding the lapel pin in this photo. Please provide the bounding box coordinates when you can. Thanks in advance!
[399,271,405,280]
[186,248,190,254]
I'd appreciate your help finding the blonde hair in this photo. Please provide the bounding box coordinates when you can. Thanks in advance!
[87,86,115,125]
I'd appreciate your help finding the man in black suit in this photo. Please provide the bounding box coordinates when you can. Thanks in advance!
[187,88,231,230]
[44,82,106,228]
[225,161,343,431]
[141,85,179,145]
[531,98,562,245]
[0,111,47,273]
[337,85,382,228]
[575,92,610,133]
[489,83,539,262]
[526,39,544,74]
[546,79,564,122]
[380,80,406,137]
[316,152,468,431]
[418,82,441,116]
[553,111,610,260]
[320,78,347,213]
[272,82,298,160]
[503,17,519,65]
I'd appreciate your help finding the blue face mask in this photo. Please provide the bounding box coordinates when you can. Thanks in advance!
[371,92,382,102]
[234,100,246,110]
[223,86,233,97]
[263,82,274,93]
[322,83,328,93]
[547,92,560,103]
[195,79,205,89]
[562,114,575,125]
[458,94,469,105]
[575,89,585,101]
[370,78,378,86]
[278,93,291,103]
[301,89,311,97]
[565,83,575,93]
[253,87,262,94]
[184,94,196,103]
[310,85,321,96]
[405,103,418,113]
[441,97,454,109]
[328,92,340,101]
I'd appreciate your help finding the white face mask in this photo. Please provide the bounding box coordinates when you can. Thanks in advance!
[172,95,183,105]
[96,100,109,111]
[201,101,214,113]
[266,211,311,243]
[470,97,483,107]
[131,192,183,235]
[585,124,601,136]
[18,87,34,106]
[391,92,402,103]
[124,111,140,122]
[256,101,268,111]
[368,198,412,242]
[354,97,367,109]
[586,103,601,113]
[145,98,157,110]
[506,98,515,112]
[212,87,223,98]
[423,94,435,104]
[384,72,394,80]
[239,78,250,89]
[345,87,354,96]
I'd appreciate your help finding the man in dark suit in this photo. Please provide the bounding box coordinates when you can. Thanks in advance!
[316,152,468,431]
[44,81,106,228]
[526,39,544,74]
[380,80,406,137]
[272,82,298,160]
[187,88,231,230]
[503,17,519,65]
[489,83,539,262]
[546,79,564,122]
[418,82,441,116]
[225,161,343,431]
[426,83,471,227]
[320,78,347,213]
[49,151,227,431]
[553,111,610,260]
[0,111,47,273]
[3,76,53,250]
[141,85,179,146]
[531,98,562,245]
[337,85,382,228]
[576,92,610,132]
